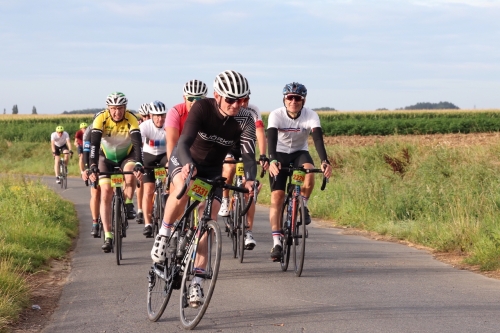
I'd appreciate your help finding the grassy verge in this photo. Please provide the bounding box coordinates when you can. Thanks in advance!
[258,136,500,271]
[0,141,81,177]
[0,176,78,331]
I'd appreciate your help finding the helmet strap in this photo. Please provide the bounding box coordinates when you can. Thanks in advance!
[216,96,231,125]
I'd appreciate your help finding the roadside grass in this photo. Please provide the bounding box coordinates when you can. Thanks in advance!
[258,137,500,271]
[0,176,78,331]
[0,141,81,177]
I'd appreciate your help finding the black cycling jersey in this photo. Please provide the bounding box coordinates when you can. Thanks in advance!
[176,98,257,181]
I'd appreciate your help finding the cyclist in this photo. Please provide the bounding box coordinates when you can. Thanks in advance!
[218,94,269,250]
[165,79,208,160]
[136,103,150,225]
[74,122,88,174]
[81,120,102,237]
[151,70,257,307]
[140,101,168,238]
[267,82,332,261]
[88,92,144,252]
[50,125,73,184]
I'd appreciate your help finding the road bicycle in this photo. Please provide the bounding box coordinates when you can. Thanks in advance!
[147,165,250,329]
[57,151,72,189]
[93,167,138,265]
[278,164,327,277]
[144,165,169,238]
[223,159,261,263]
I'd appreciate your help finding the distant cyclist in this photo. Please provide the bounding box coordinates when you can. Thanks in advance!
[140,101,168,238]
[165,79,208,160]
[218,94,269,250]
[88,92,144,253]
[51,125,73,184]
[75,122,88,174]
[135,103,151,225]
[267,82,332,261]
[151,70,256,307]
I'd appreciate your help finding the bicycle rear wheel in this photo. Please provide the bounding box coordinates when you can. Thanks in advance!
[292,196,306,277]
[280,200,291,272]
[113,194,123,265]
[63,165,67,189]
[179,220,222,330]
[147,262,173,321]
[238,193,246,263]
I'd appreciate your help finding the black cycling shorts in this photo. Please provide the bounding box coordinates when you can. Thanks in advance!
[54,144,69,156]
[269,150,314,192]
[97,148,137,180]
[169,148,223,203]
[143,152,168,184]
[77,145,84,155]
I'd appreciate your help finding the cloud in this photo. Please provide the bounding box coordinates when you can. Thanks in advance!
[412,0,500,7]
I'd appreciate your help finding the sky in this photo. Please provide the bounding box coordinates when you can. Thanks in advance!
[1,0,500,113]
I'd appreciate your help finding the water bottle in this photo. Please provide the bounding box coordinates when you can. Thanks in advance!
[176,228,194,258]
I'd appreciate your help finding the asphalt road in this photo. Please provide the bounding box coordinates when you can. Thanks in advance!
[40,177,500,333]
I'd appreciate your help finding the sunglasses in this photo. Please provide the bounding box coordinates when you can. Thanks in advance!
[186,96,205,102]
[224,97,246,105]
[285,95,304,102]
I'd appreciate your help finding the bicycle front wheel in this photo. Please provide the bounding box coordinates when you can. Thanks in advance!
[113,194,122,265]
[59,162,64,189]
[179,220,222,330]
[238,193,246,263]
[292,196,306,277]
[280,200,291,272]
[63,165,67,189]
[147,262,173,321]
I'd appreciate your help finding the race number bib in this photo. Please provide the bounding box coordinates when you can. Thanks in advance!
[187,179,212,201]
[291,170,306,186]
[111,174,124,188]
[235,162,244,176]
[154,168,167,180]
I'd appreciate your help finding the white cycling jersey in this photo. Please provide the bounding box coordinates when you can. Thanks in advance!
[140,119,166,155]
[50,132,70,147]
[267,106,321,153]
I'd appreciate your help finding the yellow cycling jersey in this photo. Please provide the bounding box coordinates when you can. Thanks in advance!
[92,109,140,163]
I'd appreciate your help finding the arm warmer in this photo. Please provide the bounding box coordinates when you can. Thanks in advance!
[267,127,278,161]
[311,127,328,162]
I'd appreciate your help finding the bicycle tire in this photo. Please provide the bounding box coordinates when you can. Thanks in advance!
[238,192,246,263]
[59,161,64,189]
[280,200,291,272]
[152,191,160,238]
[114,193,122,265]
[292,196,306,277]
[147,262,173,321]
[63,165,67,189]
[230,197,238,258]
[179,220,222,330]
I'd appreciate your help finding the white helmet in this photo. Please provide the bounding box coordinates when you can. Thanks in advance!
[213,70,250,99]
[106,92,128,106]
[138,103,149,116]
[183,80,208,97]
[148,100,167,115]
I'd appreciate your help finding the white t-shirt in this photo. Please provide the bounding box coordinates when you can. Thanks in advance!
[267,107,321,153]
[50,132,70,147]
[140,119,166,155]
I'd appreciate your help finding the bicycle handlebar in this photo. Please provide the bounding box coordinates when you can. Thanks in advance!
[278,166,329,191]
[240,180,259,216]
[90,169,140,189]
[222,158,267,178]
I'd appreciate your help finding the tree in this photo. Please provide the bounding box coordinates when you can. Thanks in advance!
[3,108,5,114]
[398,101,459,110]
[12,104,18,114]
[32,106,37,114]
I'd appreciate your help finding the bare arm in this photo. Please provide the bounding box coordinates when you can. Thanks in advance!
[166,127,179,161]
[256,127,266,156]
